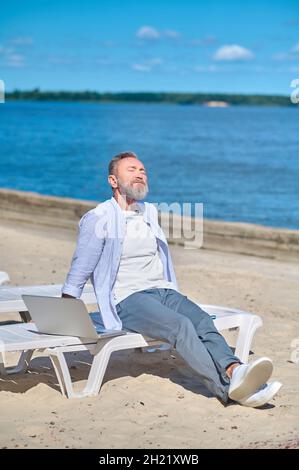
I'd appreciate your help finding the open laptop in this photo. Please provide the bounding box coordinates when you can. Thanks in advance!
[21,295,127,340]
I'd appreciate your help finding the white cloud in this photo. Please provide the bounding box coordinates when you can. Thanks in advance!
[136,26,181,41]
[272,44,299,62]
[6,53,25,67]
[214,44,254,61]
[0,38,32,67]
[132,63,151,72]
[0,45,25,67]
[164,30,180,38]
[132,57,163,72]
[10,36,33,46]
[136,26,160,40]
[0,45,14,55]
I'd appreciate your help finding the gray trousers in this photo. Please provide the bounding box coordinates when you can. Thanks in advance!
[116,288,240,404]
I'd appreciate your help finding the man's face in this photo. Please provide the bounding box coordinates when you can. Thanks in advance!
[113,157,149,200]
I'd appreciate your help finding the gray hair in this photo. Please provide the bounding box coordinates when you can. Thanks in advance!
[108,151,138,176]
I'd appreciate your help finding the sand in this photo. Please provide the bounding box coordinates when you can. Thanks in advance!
[0,218,298,449]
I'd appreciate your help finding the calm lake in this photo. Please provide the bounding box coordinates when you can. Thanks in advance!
[0,101,298,229]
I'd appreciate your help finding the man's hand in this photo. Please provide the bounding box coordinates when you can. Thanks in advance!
[62,293,75,299]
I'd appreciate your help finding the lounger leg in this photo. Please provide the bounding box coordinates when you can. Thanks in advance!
[7,350,33,374]
[235,315,263,363]
[82,334,151,397]
[48,345,110,399]
[49,341,121,398]
[0,350,33,375]
[80,342,114,397]
[48,334,148,399]
[49,351,71,398]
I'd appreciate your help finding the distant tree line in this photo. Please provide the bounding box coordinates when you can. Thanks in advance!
[5,88,293,107]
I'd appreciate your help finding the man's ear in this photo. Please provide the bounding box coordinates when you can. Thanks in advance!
[108,174,118,189]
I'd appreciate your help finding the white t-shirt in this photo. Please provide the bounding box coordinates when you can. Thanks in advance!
[113,208,176,304]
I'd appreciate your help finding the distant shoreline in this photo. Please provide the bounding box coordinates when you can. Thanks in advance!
[0,187,298,261]
[5,90,295,107]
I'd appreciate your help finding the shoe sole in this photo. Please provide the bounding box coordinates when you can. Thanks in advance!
[229,357,273,402]
[242,381,283,408]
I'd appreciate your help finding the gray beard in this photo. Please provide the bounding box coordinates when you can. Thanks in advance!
[117,177,149,200]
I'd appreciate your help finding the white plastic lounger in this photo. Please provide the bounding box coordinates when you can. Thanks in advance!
[0,323,149,399]
[0,287,263,398]
[47,304,262,398]
[0,283,96,321]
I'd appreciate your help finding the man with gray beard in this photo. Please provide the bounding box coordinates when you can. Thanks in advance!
[62,151,282,408]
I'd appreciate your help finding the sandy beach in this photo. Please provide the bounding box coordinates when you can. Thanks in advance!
[0,211,298,449]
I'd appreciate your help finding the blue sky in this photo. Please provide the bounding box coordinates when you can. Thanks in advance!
[0,0,299,94]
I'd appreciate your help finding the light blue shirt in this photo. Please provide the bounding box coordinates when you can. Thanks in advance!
[62,196,179,330]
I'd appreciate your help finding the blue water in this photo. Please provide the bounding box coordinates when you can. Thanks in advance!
[0,101,298,229]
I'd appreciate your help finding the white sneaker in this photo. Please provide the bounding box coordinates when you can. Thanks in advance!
[228,357,273,402]
[238,381,283,407]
